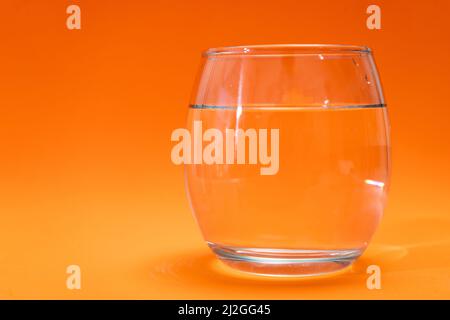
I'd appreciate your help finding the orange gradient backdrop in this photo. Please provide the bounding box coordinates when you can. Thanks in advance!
[0,0,449,299]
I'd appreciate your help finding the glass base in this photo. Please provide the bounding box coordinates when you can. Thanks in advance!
[208,242,362,277]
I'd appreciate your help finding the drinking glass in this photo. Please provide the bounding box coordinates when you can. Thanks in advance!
[185,44,390,276]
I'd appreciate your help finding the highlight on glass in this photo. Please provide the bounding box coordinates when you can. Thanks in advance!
[184,44,391,277]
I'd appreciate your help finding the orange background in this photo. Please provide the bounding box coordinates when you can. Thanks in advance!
[0,0,449,299]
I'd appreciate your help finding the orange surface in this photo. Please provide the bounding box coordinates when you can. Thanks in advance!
[0,0,449,299]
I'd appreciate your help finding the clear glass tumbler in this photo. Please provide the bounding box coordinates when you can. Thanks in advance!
[184,44,390,276]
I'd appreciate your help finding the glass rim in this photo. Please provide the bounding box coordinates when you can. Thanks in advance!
[204,44,371,57]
